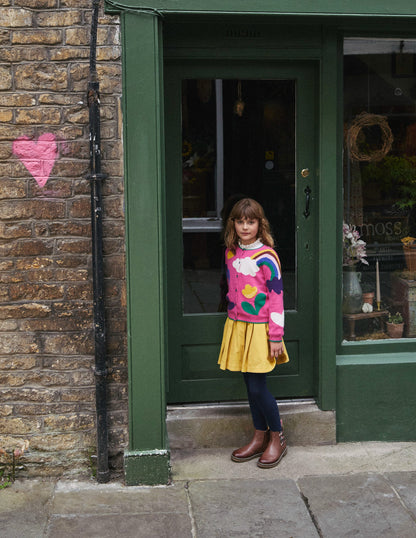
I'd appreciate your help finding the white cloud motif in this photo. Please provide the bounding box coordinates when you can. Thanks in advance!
[232,257,260,277]
[270,311,284,327]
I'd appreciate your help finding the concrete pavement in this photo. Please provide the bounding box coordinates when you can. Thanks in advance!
[2,442,416,537]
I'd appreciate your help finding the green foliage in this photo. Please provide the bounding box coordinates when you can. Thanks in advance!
[0,441,29,488]
[363,156,416,209]
[388,311,404,324]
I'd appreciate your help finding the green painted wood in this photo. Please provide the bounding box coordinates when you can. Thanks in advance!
[316,28,339,411]
[165,59,318,403]
[337,358,416,441]
[121,11,168,460]
[106,0,416,18]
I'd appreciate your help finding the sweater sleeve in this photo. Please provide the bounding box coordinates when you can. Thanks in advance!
[257,249,284,342]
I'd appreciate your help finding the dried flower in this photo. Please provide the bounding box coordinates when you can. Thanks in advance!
[343,222,368,266]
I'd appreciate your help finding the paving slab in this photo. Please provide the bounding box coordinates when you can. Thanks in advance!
[0,479,56,538]
[299,473,416,538]
[46,480,192,538]
[386,471,416,520]
[188,478,319,538]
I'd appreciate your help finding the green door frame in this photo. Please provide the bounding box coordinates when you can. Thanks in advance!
[112,2,353,484]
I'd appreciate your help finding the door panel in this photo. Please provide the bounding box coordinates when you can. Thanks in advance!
[165,60,317,403]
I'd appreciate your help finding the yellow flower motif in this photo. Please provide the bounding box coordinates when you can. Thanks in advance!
[227,251,235,260]
[242,284,257,298]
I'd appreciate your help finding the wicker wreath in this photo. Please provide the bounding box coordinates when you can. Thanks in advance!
[347,112,393,162]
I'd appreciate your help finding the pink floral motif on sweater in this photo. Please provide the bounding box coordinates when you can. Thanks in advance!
[225,242,284,342]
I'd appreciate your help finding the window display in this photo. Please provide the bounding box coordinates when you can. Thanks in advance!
[343,38,416,340]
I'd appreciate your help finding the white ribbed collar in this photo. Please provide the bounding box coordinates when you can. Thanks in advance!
[238,239,263,250]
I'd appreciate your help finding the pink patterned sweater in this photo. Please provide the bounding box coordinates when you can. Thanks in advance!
[225,240,285,342]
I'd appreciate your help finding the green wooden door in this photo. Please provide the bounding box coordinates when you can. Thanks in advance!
[165,60,318,403]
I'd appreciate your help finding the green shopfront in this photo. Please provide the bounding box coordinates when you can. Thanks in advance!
[107,0,416,485]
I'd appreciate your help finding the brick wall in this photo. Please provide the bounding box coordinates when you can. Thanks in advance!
[0,0,127,477]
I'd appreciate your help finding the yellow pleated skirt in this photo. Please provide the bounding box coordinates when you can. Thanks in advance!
[218,318,289,373]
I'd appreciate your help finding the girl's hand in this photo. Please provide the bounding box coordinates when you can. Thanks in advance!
[270,341,284,358]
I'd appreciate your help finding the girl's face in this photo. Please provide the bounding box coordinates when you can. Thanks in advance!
[234,217,259,245]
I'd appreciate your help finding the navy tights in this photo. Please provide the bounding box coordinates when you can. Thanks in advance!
[243,372,282,432]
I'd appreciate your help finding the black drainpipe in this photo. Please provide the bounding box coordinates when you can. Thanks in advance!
[88,0,110,483]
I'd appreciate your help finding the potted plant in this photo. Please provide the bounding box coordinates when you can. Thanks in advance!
[386,311,404,338]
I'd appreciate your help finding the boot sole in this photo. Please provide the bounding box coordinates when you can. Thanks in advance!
[257,447,288,469]
[231,451,264,463]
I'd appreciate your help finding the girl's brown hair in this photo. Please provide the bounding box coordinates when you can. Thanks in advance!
[224,198,274,250]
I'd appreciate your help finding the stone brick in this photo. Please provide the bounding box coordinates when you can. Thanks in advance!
[0,200,65,219]
[13,402,79,415]
[0,93,35,106]
[15,258,53,270]
[65,283,92,300]
[56,238,91,254]
[53,159,89,177]
[0,405,13,417]
[0,333,39,354]
[15,64,68,91]
[43,413,95,431]
[42,356,92,370]
[0,109,13,122]
[0,179,26,199]
[0,142,12,159]
[24,268,89,282]
[97,65,122,93]
[39,332,93,355]
[1,387,60,402]
[55,125,84,140]
[49,221,91,237]
[102,196,124,218]
[36,10,82,27]
[97,26,120,46]
[39,93,83,106]
[0,320,17,331]
[49,47,90,61]
[0,303,50,320]
[0,65,12,90]
[30,179,73,199]
[54,255,88,268]
[0,7,33,27]
[15,107,61,125]
[68,198,90,219]
[8,239,54,257]
[0,261,14,271]
[29,432,89,451]
[0,125,32,140]
[0,29,9,44]
[0,356,38,369]
[65,27,89,46]
[61,388,94,403]
[64,106,89,124]
[1,47,48,61]
[97,46,121,62]
[0,417,41,434]
[14,0,57,7]
[8,283,64,301]
[11,29,62,44]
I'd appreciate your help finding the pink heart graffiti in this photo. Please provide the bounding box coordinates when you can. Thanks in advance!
[13,133,59,188]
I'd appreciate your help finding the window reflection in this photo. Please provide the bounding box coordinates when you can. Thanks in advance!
[343,38,416,341]
[182,79,296,314]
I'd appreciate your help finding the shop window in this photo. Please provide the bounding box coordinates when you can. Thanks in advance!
[343,38,416,341]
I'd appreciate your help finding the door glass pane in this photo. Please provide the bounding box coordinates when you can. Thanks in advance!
[182,79,296,313]
[343,38,416,341]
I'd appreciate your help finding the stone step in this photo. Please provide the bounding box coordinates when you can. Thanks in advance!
[167,399,336,449]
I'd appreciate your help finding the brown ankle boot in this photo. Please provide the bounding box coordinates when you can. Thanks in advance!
[257,430,287,468]
[231,429,270,462]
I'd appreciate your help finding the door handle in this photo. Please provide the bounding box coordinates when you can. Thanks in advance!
[303,186,311,218]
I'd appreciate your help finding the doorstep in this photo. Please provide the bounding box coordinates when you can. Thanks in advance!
[167,399,336,449]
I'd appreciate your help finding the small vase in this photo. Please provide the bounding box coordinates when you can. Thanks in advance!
[343,265,363,314]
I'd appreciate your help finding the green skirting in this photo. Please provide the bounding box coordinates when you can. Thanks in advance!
[124,449,171,486]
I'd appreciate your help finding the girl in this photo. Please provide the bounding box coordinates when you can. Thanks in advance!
[218,198,289,469]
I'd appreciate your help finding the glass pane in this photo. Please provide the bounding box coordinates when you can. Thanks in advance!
[182,79,296,314]
[343,38,416,341]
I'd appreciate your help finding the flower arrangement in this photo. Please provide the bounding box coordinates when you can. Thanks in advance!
[401,236,416,247]
[343,223,368,266]
[388,311,403,324]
